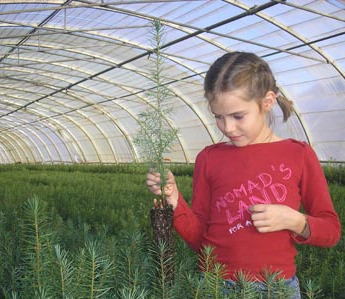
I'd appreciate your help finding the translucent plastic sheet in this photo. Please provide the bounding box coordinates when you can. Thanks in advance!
[0,0,344,163]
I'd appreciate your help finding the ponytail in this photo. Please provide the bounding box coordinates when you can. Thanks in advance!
[276,94,294,122]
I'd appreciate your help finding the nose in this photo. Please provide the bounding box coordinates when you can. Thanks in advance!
[223,118,235,134]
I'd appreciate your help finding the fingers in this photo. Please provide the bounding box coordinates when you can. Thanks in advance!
[250,209,269,232]
[249,204,267,213]
[146,171,160,185]
[249,204,268,228]
[249,204,281,233]
[146,170,176,195]
[146,170,179,209]
[153,198,164,208]
[146,172,162,195]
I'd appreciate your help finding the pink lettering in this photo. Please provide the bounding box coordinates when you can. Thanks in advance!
[280,164,292,180]
[216,192,235,212]
[216,198,228,211]
[247,180,261,193]
[258,173,272,187]
[233,184,247,198]
[270,183,287,202]
[225,208,241,225]
[249,194,271,205]
[229,223,244,234]
[245,220,252,227]
[224,191,235,203]
[260,188,271,203]
[238,200,251,219]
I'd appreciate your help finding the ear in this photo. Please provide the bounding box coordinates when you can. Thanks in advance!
[262,91,276,112]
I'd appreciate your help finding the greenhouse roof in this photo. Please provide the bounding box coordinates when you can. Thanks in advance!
[0,0,344,164]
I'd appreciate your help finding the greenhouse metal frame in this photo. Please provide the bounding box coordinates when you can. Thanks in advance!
[0,0,344,164]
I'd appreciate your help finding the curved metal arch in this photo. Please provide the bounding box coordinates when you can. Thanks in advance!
[0,68,135,163]
[33,119,75,163]
[0,59,139,163]
[1,35,212,163]
[0,135,18,162]
[86,2,320,148]
[1,2,286,151]
[23,124,66,163]
[10,126,50,163]
[0,1,326,65]
[16,127,55,163]
[0,143,12,163]
[0,0,343,163]
[0,135,16,162]
[69,3,341,153]
[2,112,85,163]
[0,60,128,163]
[33,91,118,163]
[33,90,138,164]
[80,0,328,65]
[1,1,340,70]
[1,63,182,164]
[3,115,62,163]
[0,118,43,160]
[0,90,91,163]
[249,3,345,78]
[43,118,87,163]
[21,98,106,164]
[2,2,258,150]
[273,0,345,23]
[0,131,34,162]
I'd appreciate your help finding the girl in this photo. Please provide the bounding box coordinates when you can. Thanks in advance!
[146,52,341,298]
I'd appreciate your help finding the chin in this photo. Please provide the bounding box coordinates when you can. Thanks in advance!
[228,140,249,147]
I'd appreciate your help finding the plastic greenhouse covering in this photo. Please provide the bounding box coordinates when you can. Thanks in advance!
[0,0,344,164]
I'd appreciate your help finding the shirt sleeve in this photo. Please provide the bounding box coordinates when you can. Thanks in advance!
[172,149,211,252]
[292,144,341,246]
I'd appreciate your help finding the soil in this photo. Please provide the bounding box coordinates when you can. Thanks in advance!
[150,204,174,283]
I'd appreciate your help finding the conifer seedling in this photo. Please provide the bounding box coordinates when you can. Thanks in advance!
[133,19,178,283]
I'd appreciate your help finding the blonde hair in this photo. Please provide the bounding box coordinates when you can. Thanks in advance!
[204,52,293,121]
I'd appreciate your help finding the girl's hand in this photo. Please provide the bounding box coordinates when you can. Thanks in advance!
[249,204,308,237]
[146,171,162,196]
[146,170,179,209]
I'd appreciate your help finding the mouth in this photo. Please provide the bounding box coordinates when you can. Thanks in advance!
[229,135,242,142]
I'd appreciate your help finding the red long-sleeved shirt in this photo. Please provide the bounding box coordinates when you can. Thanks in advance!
[173,139,341,280]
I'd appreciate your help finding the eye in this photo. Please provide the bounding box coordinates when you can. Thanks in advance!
[233,114,244,120]
[214,114,222,119]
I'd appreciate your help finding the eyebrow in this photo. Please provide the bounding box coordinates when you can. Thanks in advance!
[212,110,246,116]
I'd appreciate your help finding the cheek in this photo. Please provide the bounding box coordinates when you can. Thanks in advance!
[215,119,224,131]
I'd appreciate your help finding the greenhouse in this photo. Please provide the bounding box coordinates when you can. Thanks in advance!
[0,0,344,164]
[0,1,344,299]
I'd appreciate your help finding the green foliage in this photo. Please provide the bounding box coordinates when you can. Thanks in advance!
[74,241,114,298]
[113,231,151,294]
[231,271,258,299]
[148,240,176,299]
[133,19,179,199]
[323,164,345,185]
[0,163,344,298]
[295,182,345,298]
[53,244,74,298]
[0,197,115,298]
[301,279,323,299]
[198,246,227,299]
[261,270,295,299]
[118,286,149,299]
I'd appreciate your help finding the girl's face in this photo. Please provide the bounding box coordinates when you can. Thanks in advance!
[210,90,274,147]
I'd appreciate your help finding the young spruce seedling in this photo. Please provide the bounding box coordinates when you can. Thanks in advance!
[134,19,179,283]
